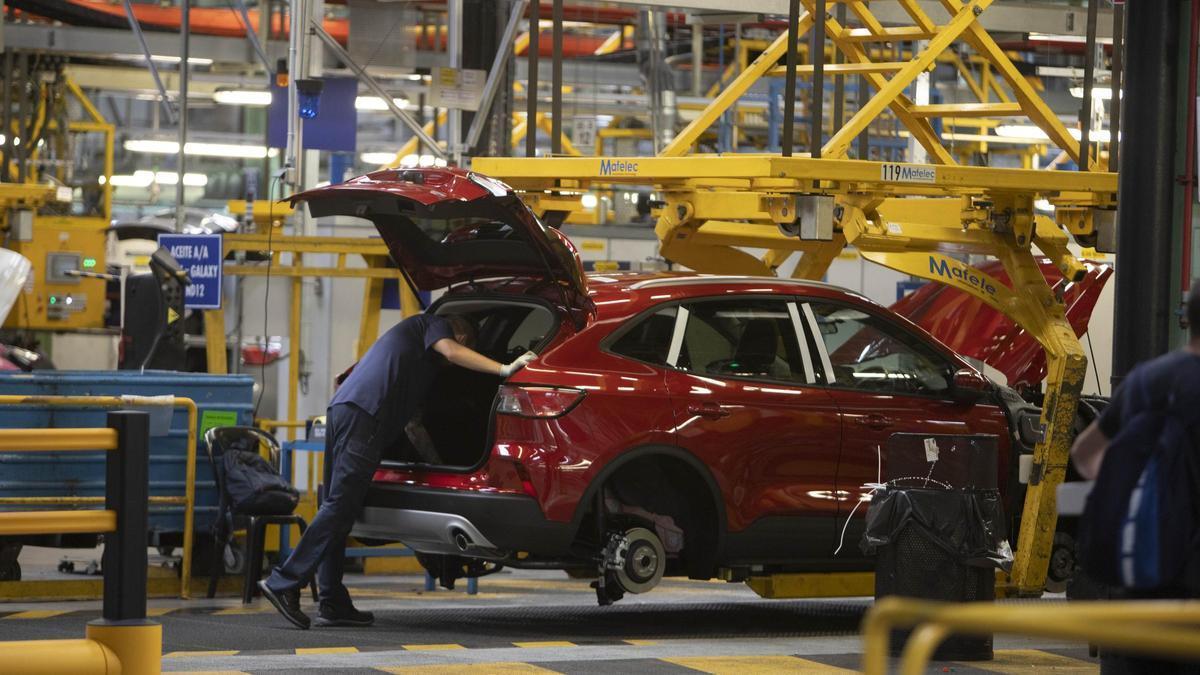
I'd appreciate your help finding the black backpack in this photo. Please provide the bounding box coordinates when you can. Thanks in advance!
[221,449,299,516]
[1080,366,1200,591]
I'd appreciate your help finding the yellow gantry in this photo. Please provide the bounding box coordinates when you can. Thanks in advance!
[474,0,1117,598]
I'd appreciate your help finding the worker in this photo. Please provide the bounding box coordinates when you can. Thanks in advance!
[259,312,535,629]
[1071,281,1200,674]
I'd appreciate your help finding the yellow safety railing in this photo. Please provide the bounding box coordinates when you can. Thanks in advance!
[862,597,1200,675]
[0,412,161,674]
[0,395,199,598]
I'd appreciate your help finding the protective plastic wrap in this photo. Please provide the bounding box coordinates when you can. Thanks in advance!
[861,487,1013,572]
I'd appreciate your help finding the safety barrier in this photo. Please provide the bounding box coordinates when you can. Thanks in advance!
[0,411,162,674]
[862,597,1200,675]
[0,395,198,598]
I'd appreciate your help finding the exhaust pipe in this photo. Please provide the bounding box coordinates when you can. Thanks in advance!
[453,530,472,552]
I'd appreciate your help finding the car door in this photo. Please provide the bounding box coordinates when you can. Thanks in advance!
[799,299,1010,551]
[660,296,843,563]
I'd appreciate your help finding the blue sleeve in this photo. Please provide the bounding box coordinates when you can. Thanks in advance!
[424,315,455,350]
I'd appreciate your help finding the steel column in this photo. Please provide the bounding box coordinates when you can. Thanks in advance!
[551,0,564,155]
[526,0,540,158]
[1108,1,1125,172]
[809,0,825,158]
[782,0,800,156]
[1113,0,1181,381]
[176,0,190,231]
[1077,0,1098,172]
[102,411,149,622]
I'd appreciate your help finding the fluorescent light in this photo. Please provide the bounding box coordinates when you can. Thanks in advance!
[149,55,214,66]
[213,90,273,106]
[355,96,410,111]
[123,139,279,159]
[360,151,397,165]
[581,193,599,209]
[106,171,209,187]
[1028,33,1113,46]
[405,74,424,81]
[1069,86,1115,100]
[397,153,447,168]
[1034,199,1054,213]
[995,124,1113,143]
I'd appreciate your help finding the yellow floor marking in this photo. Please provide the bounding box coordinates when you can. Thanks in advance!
[663,655,854,674]
[170,671,250,675]
[378,663,561,674]
[1,609,71,619]
[212,605,274,615]
[967,649,1098,673]
[295,646,360,655]
[625,639,659,646]
[402,643,468,651]
[513,641,577,648]
[146,607,177,617]
[164,650,241,658]
[352,589,513,601]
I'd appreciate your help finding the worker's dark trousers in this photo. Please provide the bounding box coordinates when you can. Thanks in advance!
[265,402,380,611]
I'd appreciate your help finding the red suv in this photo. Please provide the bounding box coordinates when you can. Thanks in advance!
[294,168,1028,604]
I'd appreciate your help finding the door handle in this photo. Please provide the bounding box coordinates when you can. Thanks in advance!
[857,413,894,429]
[687,402,730,420]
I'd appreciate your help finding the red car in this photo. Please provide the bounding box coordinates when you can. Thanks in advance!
[294,168,1038,603]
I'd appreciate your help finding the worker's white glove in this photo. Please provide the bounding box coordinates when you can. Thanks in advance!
[500,351,537,377]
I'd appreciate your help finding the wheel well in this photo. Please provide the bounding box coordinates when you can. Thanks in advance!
[574,451,723,579]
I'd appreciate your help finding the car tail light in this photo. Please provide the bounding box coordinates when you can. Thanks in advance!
[496,385,584,418]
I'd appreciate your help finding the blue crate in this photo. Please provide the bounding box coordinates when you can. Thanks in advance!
[0,370,255,539]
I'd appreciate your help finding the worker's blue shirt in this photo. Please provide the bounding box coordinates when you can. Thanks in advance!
[330,314,454,443]
[1098,349,1200,439]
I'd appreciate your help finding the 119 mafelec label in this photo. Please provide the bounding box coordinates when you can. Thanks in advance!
[880,163,936,183]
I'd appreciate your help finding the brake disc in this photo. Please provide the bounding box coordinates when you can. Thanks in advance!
[612,527,666,594]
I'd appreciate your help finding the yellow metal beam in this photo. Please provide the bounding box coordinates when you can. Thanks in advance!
[766,62,907,77]
[0,510,116,536]
[0,428,117,452]
[839,26,939,42]
[204,309,227,375]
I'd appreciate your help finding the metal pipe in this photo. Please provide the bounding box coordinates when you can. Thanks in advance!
[809,0,825,158]
[0,510,117,536]
[1108,1,1125,172]
[1182,0,1199,296]
[285,0,302,185]
[1113,0,1181,382]
[781,0,800,156]
[15,53,28,183]
[310,22,445,159]
[232,0,273,80]
[0,428,117,451]
[448,0,462,163]
[551,0,564,155]
[176,0,190,231]
[526,0,540,157]
[466,0,529,151]
[0,639,119,674]
[691,19,703,97]
[1077,0,1098,172]
[857,75,869,159]
[121,0,176,125]
[831,4,844,135]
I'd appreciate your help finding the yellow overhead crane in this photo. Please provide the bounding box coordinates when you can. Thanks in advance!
[473,0,1117,598]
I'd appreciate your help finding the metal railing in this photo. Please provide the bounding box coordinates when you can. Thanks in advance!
[0,411,162,673]
[862,597,1200,675]
[0,395,198,598]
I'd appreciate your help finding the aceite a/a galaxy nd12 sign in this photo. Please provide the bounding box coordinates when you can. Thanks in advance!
[157,233,224,309]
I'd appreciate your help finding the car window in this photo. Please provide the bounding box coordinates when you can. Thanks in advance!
[507,306,554,354]
[609,306,678,366]
[678,299,807,382]
[807,301,952,395]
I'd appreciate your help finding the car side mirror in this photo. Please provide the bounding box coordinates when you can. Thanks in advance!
[951,368,989,402]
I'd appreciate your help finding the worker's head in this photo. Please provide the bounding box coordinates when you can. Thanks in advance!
[1189,280,1200,340]
[447,315,477,348]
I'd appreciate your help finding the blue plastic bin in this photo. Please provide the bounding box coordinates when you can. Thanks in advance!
[0,370,255,542]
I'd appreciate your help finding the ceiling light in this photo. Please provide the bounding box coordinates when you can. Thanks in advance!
[581,193,599,209]
[148,55,214,66]
[1028,33,1113,46]
[107,173,153,188]
[405,74,424,81]
[995,124,1113,143]
[1069,86,1115,100]
[105,171,209,187]
[360,151,397,165]
[355,96,410,111]
[213,89,273,106]
[398,153,447,168]
[123,139,279,159]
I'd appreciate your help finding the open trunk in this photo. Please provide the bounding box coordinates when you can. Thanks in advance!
[380,297,560,469]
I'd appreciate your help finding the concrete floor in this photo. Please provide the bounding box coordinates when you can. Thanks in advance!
[0,556,1100,674]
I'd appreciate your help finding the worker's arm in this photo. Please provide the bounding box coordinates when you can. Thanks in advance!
[1069,420,1110,480]
[433,339,535,377]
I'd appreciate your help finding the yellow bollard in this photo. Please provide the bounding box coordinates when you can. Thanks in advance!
[0,638,119,674]
[86,620,162,675]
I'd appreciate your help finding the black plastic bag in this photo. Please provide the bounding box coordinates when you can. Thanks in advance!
[861,487,1013,572]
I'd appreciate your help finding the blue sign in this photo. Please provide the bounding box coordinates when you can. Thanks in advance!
[267,76,358,153]
[158,234,223,309]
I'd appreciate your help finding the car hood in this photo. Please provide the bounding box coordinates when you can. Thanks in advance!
[289,168,589,311]
[890,258,1113,388]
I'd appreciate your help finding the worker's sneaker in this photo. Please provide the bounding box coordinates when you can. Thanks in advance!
[258,580,310,630]
[314,603,375,628]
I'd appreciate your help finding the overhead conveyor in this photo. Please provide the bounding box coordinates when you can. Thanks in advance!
[473,0,1118,598]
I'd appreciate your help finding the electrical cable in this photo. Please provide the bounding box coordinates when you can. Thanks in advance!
[833,443,883,556]
[253,173,281,418]
[1085,330,1103,396]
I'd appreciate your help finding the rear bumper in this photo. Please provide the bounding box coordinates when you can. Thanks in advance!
[352,484,575,557]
